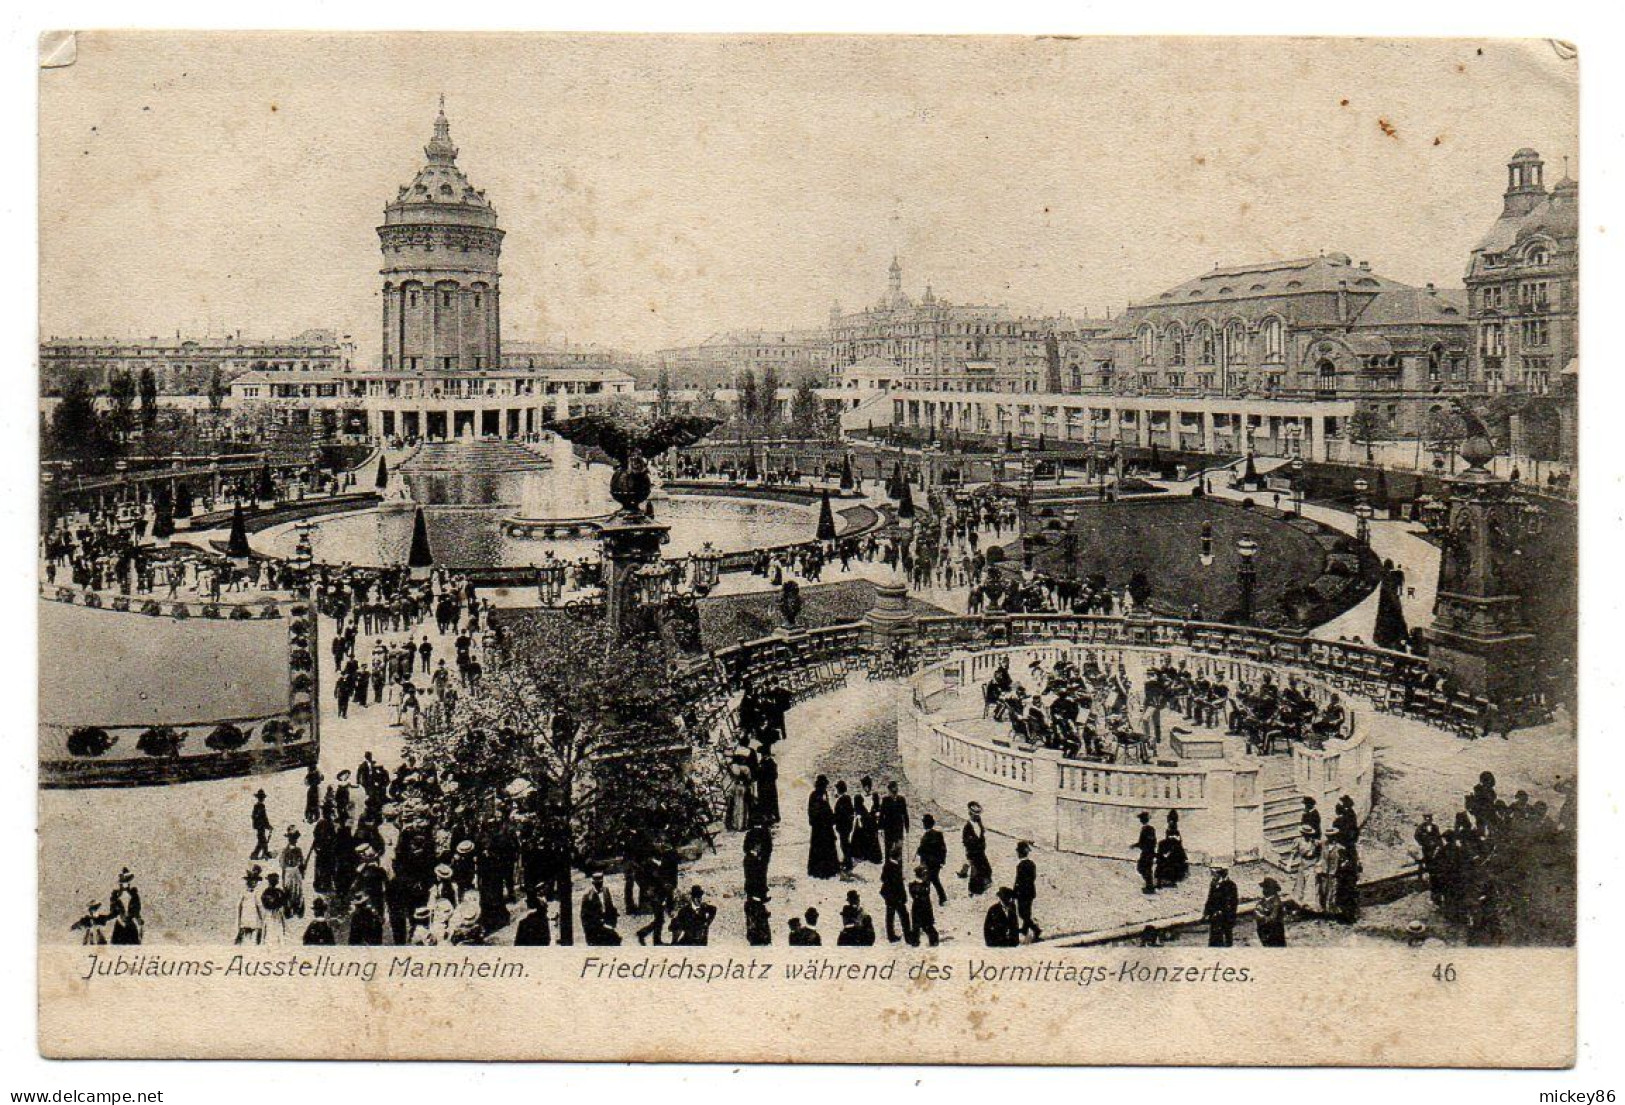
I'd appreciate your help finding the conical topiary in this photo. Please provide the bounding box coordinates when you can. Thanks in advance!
[839,454,854,491]
[256,462,275,502]
[816,488,838,541]
[375,454,390,489]
[1373,569,1410,652]
[407,506,435,571]
[225,502,251,560]
[150,486,175,542]
[898,477,916,521]
[173,480,194,520]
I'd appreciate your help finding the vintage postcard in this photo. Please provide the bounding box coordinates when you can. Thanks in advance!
[36,32,1577,1064]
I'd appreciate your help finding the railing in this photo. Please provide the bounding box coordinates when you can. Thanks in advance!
[1057,760,1208,804]
[689,609,1453,714]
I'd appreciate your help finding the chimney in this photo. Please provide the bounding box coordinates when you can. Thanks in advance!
[1337,280,1349,323]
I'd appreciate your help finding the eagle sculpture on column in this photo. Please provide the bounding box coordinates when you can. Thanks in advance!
[548,413,719,513]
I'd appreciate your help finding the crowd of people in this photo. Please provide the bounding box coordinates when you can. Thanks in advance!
[1412,771,1573,944]
[978,652,1350,766]
[41,504,304,601]
[316,564,502,735]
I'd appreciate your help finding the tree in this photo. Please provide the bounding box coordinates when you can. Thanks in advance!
[736,370,760,435]
[173,480,195,521]
[403,618,719,945]
[758,365,783,434]
[207,365,228,419]
[789,376,824,439]
[1346,405,1385,465]
[150,485,175,541]
[47,376,116,467]
[1127,570,1153,611]
[375,454,390,490]
[1423,406,1471,472]
[105,368,138,445]
[225,503,251,559]
[407,506,435,572]
[138,366,159,440]
[1373,568,1411,651]
[838,453,855,492]
[255,462,276,503]
[655,366,674,418]
[816,488,838,541]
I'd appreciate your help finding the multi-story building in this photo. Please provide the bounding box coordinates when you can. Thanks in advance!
[1464,148,1578,398]
[38,329,354,396]
[826,257,1111,394]
[1107,252,1470,436]
[654,329,828,391]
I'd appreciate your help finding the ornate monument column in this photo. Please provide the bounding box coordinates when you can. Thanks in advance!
[1425,430,1539,704]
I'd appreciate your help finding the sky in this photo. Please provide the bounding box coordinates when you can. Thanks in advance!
[39,33,1577,363]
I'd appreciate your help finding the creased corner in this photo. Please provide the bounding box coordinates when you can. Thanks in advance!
[39,30,76,70]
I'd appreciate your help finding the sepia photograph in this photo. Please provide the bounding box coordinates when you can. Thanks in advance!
[28,28,1589,1067]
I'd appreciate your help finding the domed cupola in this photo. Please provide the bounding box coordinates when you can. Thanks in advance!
[377,98,504,374]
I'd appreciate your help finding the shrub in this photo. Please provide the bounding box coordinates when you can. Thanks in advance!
[205,723,249,751]
[290,672,313,694]
[260,719,291,745]
[66,726,116,758]
[171,604,191,619]
[136,726,184,758]
[230,606,253,620]
[140,600,162,616]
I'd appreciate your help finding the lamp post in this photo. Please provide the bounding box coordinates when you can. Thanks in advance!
[1061,506,1080,575]
[690,541,723,596]
[1236,533,1259,624]
[1354,501,1373,545]
[535,550,567,607]
[1290,457,1305,516]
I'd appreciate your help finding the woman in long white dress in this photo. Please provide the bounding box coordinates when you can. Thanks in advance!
[1289,826,1322,910]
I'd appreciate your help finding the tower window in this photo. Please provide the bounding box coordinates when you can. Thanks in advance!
[408,291,418,307]
[441,292,453,308]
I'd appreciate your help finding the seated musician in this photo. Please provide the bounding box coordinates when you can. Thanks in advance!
[1023,699,1051,748]
[1312,694,1347,740]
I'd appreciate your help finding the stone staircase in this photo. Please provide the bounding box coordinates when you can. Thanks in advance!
[400,438,547,475]
[1262,781,1302,866]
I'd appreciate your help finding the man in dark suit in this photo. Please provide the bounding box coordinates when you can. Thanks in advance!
[879,781,911,857]
[915,814,948,906]
[1203,866,1239,947]
[668,886,718,946]
[1014,841,1041,941]
[580,871,622,945]
[907,866,939,947]
[983,887,1020,947]
[1133,811,1158,894]
[788,907,822,945]
[833,780,856,874]
[250,790,273,860]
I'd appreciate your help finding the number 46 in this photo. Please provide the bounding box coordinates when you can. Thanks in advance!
[1432,963,1457,982]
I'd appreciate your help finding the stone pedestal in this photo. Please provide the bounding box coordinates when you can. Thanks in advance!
[598,509,670,639]
[865,578,917,643]
[1425,441,1539,705]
